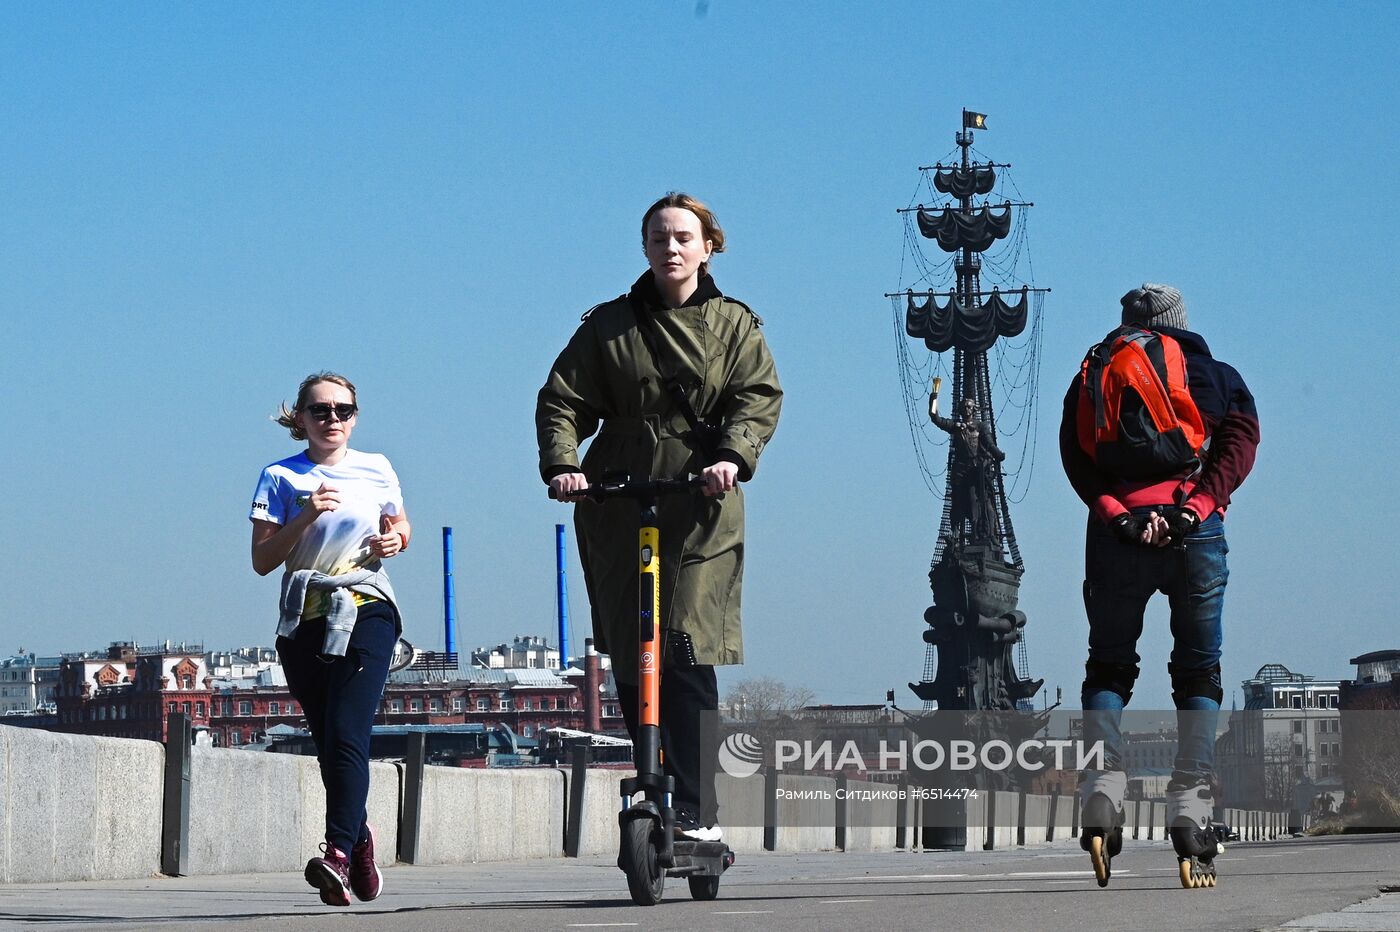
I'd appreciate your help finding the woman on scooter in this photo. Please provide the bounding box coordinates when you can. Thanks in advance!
[249,371,410,906]
[537,192,783,841]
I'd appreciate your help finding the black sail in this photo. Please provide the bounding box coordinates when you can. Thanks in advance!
[906,287,1028,353]
[985,288,1028,339]
[933,164,996,198]
[915,204,1013,253]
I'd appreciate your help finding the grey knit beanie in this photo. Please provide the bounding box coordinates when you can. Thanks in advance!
[1120,283,1188,330]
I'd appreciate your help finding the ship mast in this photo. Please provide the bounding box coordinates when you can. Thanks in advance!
[955,115,978,404]
[886,109,1057,849]
[888,110,1049,713]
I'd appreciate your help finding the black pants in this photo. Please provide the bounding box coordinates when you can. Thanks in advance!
[277,601,397,853]
[616,663,718,824]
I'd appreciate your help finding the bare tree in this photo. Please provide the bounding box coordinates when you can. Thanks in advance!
[1341,705,1400,829]
[724,676,815,720]
[1260,733,1298,810]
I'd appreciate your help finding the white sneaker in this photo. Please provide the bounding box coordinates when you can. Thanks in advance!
[679,823,723,843]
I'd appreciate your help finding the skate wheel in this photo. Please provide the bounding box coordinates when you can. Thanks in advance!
[1178,859,1195,889]
[1089,834,1110,887]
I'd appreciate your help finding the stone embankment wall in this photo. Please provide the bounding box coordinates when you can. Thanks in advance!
[0,725,1293,883]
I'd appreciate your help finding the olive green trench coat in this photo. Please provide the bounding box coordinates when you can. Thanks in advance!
[536,276,782,683]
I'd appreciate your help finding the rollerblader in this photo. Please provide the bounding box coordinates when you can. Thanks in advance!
[1060,284,1258,888]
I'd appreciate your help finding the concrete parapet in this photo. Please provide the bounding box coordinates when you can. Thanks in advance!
[1125,799,1141,840]
[891,780,916,850]
[1,722,1311,886]
[715,772,765,853]
[412,766,564,864]
[964,789,989,851]
[1022,794,1050,846]
[980,791,1019,849]
[563,767,629,858]
[187,746,398,875]
[771,775,836,852]
[1049,792,1073,842]
[839,779,898,852]
[0,725,163,883]
[188,746,311,874]
[367,763,402,861]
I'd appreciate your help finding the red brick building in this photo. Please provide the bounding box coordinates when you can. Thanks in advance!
[202,673,615,748]
[47,640,626,750]
[52,642,211,742]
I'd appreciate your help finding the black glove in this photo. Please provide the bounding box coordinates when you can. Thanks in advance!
[1112,513,1153,545]
[1162,506,1201,545]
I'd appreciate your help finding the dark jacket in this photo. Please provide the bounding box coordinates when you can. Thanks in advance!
[536,272,782,680]
[1059,326,1259,523]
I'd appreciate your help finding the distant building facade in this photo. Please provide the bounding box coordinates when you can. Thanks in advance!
[42,635,624,752]
[470,636,561,670]
[51,641,211,742]
[1216,663,1343,809]
[1336,649,1400,820]
[1340,650,1400,710]
[0,651,62,715]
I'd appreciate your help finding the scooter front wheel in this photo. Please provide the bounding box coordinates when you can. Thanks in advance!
[620,817,665,906]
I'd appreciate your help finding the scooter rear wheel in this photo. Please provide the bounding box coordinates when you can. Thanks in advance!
[620,818,665,906]
[688,874,720,901]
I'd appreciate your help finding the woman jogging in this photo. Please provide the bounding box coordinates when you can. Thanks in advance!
[249,371,410,906]
[537,192,782,841]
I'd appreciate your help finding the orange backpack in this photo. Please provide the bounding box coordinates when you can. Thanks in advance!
[1076,327,1206,479]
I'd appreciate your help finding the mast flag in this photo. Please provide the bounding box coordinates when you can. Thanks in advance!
[962,110,988,130]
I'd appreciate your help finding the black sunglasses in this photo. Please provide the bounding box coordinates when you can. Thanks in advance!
[305,403,358,422]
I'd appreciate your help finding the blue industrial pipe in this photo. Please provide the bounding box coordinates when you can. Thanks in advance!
[556,523,570,670]
[443,527,457,656]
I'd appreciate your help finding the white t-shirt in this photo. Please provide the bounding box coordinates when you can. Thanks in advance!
[249,449,404,585]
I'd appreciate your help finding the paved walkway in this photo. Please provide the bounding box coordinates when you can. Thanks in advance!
[1,835,1397,931]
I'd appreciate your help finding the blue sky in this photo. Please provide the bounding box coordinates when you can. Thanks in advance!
[5,2,1397,710]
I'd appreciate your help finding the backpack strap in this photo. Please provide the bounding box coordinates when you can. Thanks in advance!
[1088,339,1115,431]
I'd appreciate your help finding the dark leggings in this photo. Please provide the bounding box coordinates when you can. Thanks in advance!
[277,600,397,853]
[616,664,719,823]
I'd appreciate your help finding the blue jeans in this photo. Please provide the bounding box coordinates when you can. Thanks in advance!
[1080,513,1228,787]
[278,600,397,853]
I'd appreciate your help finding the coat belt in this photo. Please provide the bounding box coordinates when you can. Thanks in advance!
[598,413,697,439]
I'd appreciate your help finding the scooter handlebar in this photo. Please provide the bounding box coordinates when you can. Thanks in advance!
[548,475,706,503]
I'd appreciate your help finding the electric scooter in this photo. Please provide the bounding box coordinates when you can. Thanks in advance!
[552,474,735,906]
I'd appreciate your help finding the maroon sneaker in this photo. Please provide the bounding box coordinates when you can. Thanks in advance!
[304,842,352,907]
[350,825,383,902]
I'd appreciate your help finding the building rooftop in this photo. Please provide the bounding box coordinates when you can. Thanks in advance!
[386,666,573,688]
[1350,649,1400,665]
[1250,663,1309,683]
[370,723,489,735]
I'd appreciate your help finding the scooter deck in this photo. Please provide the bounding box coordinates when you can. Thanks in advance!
[665,841,735,877]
